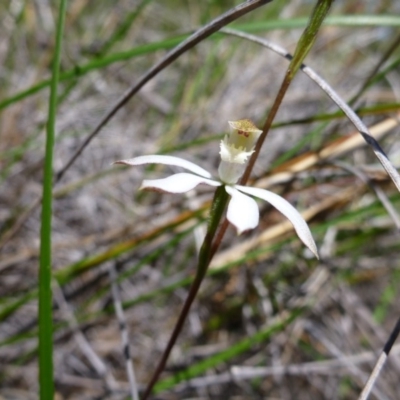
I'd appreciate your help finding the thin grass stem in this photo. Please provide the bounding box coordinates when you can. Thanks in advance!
[38,1,67,398]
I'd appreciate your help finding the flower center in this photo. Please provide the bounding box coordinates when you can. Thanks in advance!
[218,119,262,184]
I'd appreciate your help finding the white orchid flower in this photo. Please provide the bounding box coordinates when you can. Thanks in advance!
[115,120,318,258]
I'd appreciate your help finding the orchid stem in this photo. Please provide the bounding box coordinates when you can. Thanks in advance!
[141,186,229,400]
[143,3,333,396]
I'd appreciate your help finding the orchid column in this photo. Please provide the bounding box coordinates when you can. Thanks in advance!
[218,119,262,184]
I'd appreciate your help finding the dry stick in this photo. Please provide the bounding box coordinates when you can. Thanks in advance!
[175,344,400,389]
[307,322,389,400]
[55,0,271,183]
[235,345,400,380]
[358,317,400,400]
[52,280,118,392]
[109,264,140,400]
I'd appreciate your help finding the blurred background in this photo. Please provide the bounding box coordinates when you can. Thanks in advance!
[1,0,400,398]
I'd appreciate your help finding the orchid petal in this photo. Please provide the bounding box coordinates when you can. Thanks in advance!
[141,173,220,194]
[225,186,259,235]
[235,185,319,258]
[114,155,212,178]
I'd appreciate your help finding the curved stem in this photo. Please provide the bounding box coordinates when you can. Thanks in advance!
[55,0,271,183]
[141,186,229,400]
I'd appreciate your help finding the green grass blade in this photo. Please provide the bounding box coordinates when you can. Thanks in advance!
[234,14,400,32]
[289,0,334,77]
[0,36,185,111]
[38,1,67,398]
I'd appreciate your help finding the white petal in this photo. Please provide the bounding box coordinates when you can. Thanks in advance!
[225,186,259,235]
[236,185,319,258]
[141,173,220,193]
[114,155,212,178]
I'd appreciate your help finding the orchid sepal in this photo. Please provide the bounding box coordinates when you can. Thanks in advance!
[114,155,212,179]
[236,185,319,258]
[140,173,221,194]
